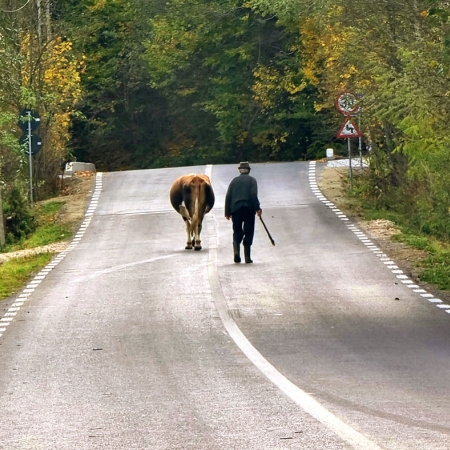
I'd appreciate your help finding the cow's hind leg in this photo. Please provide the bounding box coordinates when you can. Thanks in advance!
[183,218,193,249]
[194,223,202,251]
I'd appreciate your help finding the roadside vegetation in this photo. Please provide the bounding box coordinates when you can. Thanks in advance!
[0,176,92,300]
[0,191,78,301]
[3,200,70,252]
[338,169,450,292]
[0,253,53,300]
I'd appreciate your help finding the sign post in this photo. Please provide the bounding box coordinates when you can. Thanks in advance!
[355,92,364,168]
[18,109,41,205]
[335,92,362,192]
[0,179,4,247]
[27,112,32,205]
[348,137,353,192]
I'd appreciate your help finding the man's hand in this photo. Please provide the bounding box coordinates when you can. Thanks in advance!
[225,215,230,220]
[257,209,262,217]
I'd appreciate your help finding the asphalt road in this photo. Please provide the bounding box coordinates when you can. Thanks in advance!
[1,162,450,449]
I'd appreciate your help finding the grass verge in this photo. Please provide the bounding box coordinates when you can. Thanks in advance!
[340,171,450,293]
[393,233,450,290]
[3,200,72,252]
[0,253,54,300]
[0,173,93,303]
[0,200,74,301]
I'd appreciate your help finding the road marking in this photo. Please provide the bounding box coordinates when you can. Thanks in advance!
[309,161,447,316]
[205,164,383,450]
[72,254,178,281]
[0,173,103,339]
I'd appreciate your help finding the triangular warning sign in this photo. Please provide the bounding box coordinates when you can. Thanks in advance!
[337,118,362,138]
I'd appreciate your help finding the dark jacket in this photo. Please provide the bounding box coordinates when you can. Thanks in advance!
[225,173,261,216]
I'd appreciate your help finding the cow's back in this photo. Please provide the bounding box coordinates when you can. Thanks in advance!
[170,174,215,216]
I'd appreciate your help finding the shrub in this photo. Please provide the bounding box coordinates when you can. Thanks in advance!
[3,186,36,244]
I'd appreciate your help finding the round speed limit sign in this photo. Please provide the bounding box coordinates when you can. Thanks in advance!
[336,92,358,115]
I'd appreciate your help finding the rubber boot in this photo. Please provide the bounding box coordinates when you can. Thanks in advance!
[244,245,253,264]
[233,243,241,263]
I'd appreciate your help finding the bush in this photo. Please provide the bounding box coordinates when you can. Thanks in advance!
[3,186,37,245]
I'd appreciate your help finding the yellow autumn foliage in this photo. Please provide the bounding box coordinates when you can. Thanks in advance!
[252,64,306,111]
[300,8,372,111]
[87,0,108,11]
[252,65,279,110]
[20,34,83,156]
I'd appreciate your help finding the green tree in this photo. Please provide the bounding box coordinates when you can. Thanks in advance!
[0,0,85,245]
[144,0,324,163]
[295,0,450,237]
[56,0,171,170]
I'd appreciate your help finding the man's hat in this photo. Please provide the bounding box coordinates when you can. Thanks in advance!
[238,161,251,170]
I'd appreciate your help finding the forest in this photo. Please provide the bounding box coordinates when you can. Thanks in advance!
[1,0,450,245]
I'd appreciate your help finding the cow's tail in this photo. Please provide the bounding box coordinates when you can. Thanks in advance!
[190,195,200,235]
[190,179,204,235]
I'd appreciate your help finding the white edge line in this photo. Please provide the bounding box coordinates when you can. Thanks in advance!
[0,172,103,338]
[307,161,447,316]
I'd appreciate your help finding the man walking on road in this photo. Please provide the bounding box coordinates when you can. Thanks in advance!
[225,162,262,264]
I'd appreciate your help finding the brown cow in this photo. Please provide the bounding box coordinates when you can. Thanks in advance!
[169,173,215,251]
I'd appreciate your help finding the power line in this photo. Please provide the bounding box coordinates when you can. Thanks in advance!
[2,0,31,13]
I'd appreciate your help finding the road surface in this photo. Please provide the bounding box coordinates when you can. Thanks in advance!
[1,162,450,449]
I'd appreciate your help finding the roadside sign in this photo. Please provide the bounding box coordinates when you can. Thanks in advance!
[336,118,362,138]
[19,133,42,155]
[335,91,364,193]
[18,109,40,132]
[336,92,358,115]
[18,109,41,204]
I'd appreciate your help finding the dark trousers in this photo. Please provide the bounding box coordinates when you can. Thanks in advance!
[231,206,255,246]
